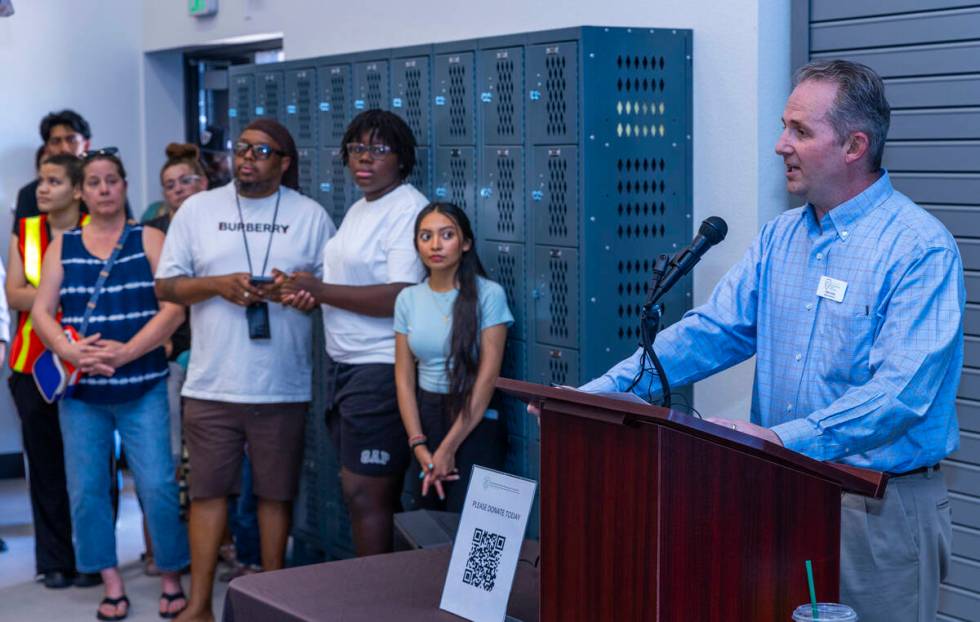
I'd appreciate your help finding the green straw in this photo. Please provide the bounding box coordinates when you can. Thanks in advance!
[805,559,818,619]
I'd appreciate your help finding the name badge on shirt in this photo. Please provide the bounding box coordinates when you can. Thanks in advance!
[816,276,848,303]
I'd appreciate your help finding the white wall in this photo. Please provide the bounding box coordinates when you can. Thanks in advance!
[142,0,793,421]
[0,1,143,454]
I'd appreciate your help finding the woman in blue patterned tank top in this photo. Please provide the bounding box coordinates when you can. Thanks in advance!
[32,152,190,620]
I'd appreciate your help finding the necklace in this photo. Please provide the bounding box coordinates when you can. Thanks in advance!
[426,281,455,323]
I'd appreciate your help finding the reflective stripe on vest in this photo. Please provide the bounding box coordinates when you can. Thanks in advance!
[23,216,42,287]
[11,315,34,372]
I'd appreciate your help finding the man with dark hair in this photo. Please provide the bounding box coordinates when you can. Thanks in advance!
[578,60,962,621]
[12,109,91,232]
[155,119,334,622]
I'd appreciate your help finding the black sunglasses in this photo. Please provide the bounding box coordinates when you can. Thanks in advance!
[234,141,286,160]
[82,147,119,160]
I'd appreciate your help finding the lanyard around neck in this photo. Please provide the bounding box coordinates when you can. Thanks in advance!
[234,187,281,277]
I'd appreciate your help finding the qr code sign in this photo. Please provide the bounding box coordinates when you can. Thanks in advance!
[462,527,506,592]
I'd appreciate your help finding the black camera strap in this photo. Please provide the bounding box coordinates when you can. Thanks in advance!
[234,185,281,277]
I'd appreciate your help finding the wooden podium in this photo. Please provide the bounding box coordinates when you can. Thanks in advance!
[498,379,886,622]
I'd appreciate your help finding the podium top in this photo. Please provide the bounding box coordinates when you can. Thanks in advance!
[498,378,886,498]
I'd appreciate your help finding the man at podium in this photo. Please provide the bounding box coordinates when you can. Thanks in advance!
[577,60,963,622]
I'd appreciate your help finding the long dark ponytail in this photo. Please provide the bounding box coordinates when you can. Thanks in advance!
[413,203,487,422]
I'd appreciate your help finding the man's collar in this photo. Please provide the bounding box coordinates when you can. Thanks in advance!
[802,170,894,236]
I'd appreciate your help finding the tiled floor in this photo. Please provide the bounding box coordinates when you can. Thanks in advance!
[0,476,229,621]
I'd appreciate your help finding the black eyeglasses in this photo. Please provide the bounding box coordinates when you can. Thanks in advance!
[346,143,393,157]
[82,147,119,160]
[234,141,286,160]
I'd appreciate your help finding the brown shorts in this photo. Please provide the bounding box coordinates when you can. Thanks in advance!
[183,398,307,501]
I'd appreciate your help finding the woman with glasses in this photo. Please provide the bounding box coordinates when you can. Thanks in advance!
[142,143,208,223]
[139,143,207,576]
[280,109,428,556]
[32,149,189,621]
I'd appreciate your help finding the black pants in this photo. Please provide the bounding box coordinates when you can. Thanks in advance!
[404,390,507,514]
[8,372,75,574]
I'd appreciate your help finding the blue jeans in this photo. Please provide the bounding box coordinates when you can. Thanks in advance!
[228,453,260,566]
[60,380,189,573]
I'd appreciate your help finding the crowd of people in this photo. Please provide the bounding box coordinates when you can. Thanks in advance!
[1,57,964,622]
[3,108,513,622]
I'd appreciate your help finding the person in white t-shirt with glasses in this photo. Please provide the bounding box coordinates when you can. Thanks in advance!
[279,109,427,556]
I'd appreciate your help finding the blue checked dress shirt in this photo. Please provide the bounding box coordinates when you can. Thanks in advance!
[580,172,963,472]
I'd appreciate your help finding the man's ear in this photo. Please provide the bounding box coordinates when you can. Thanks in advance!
[844,131,870,165]
[280,155,292,177]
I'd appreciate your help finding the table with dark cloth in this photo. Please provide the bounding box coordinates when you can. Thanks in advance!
[222,540,540,621]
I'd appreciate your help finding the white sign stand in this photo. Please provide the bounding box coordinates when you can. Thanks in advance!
[440,466,537,622]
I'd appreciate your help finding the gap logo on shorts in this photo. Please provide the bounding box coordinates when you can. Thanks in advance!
[361,449,391,466]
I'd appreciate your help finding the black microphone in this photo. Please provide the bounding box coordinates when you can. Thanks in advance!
[648,216,728,306]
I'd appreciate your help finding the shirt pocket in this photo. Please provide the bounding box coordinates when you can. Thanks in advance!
[819,303,875,385]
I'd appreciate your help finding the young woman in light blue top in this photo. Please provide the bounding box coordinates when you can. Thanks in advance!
[394,202,513,511]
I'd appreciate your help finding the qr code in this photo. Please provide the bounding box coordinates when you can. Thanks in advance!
[462,527,506,592]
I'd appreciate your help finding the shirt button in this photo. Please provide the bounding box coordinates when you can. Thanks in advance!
[805,303,813,310]
[815,252,824,260]
[786,404,793,412]
[840,231,849,239]
[794,353,802,361]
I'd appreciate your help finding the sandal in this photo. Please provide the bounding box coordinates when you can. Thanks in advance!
[96,595,130,621]
[159,590,187,619]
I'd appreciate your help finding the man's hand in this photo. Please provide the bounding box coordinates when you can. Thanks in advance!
[212,273,264,307]
[706,417,783,445]
[257,270,287,303]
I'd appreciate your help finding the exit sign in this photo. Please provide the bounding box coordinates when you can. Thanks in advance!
[189,0,218,17]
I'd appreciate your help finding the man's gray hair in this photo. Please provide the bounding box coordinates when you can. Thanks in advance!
[794,60,890,171]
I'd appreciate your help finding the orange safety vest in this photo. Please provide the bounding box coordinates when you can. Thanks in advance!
[9,213,90,373]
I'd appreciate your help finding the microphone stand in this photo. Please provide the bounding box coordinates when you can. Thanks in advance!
[639,254,672,408]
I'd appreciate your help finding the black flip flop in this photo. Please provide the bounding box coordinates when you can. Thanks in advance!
[96,594,129,621]
[159,590,187,619]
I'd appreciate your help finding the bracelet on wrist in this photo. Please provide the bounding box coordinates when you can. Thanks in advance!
[408,434,427,449]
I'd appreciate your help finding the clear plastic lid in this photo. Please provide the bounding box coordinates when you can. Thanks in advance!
[792,603,858,621]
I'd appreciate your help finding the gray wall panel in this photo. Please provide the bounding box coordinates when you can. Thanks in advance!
[940,583,980,620]
[954,525,980,561]
[812,1,980,22]
[959,240,980,272]
[884,142,980,173]
[928,206,980,237]
[890,173,980,206]
[946,556,980,592]
[952,491,980,530]
[967,337,980,368]
[966,272,980,304]
[811,9,980,52]
[889,109,980,140]
[812,41,980,77]
[965,305,980,336]
[952,431,980,462]
[885,75,980,109]
[946,460,980,497]
[960,399,980,434]
[961,369,980,400]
